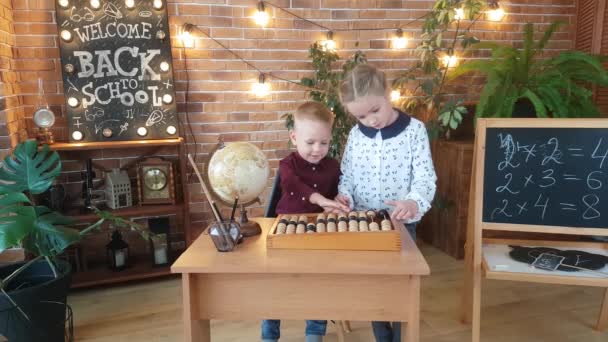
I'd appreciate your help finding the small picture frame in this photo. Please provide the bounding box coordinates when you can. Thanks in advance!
[531,252,565,271]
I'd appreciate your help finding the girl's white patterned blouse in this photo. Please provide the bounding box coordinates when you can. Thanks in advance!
[338,111,437,223]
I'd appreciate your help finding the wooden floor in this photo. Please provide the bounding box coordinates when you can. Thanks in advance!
[68,243,608,342]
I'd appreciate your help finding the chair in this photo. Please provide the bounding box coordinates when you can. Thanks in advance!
[264,172,351,341]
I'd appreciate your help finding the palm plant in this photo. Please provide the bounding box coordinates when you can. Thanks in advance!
[0,140,143,319]
[284,43,366,160]
[450,21,608,118]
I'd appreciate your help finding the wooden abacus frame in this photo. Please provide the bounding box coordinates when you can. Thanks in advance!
[461,118,608,342]
[266,213,402,251]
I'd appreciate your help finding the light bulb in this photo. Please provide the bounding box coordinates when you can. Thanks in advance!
[156,30,166,40]
[254,1,269,27]
[321,32,336,52]
[390,90,401,102]
[454,8,465,20]
[64,64,75,74]
[125,0,135,9]
[160,61,170,72]
[487,8,505,22]
[72,130,83,141]
[58,0,69,8]
[153,0,163,10]
[162,94,173,104]
[392,29,408,49]
[180,30,194,48]
[67,97,80,107]
[442,55,458,68]
[90,0,100,9]
[137,127,148,136]
[166,125,177,135]
[60,30,72,42]
[252,74,270,97]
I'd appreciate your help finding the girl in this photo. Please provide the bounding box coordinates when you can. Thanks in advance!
[337,64,437,342]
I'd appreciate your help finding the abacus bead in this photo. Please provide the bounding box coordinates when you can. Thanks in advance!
[369,222,380,231]
[277,223,287,234]
[359,221,369,231]
[381,219,392,231]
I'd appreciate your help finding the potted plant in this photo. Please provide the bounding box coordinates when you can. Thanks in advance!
[0,140,144,342]
[283,42,366,160]
[450,21,608,119]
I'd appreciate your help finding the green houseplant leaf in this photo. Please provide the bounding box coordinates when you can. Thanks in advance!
[451,21,608,119]
[0,140,60,195]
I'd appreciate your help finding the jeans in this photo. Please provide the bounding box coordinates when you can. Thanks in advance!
[261,319,327,341]
[371,223,417,342]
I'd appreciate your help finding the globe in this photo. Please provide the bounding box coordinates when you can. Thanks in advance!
[206,142,270,205]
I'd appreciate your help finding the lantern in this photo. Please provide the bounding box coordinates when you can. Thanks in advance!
[148,217,172,267]
[106,230,129,271]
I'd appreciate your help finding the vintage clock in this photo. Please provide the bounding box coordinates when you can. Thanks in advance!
[136,158,175,205]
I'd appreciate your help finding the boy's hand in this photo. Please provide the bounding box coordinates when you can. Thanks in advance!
[311,193,350,214]
[335,194,351,208]
[384,199,418,221]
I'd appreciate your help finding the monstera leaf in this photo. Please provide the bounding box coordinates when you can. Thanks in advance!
[20,207,79,257]
[0,140,61,195]
[0,192,35,252]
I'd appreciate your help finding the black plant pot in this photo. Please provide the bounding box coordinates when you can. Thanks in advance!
[0,260,71,342]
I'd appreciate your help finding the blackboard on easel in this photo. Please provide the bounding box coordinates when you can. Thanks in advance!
[461,118,608,342]
[483,127,608,230]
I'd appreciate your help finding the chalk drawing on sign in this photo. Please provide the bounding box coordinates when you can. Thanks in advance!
[157,14,164,27]
[61,20,70,28]
[73,117,83,128]
[66,78,79,93]
[119,122,129,136]
[84,107,105,122]
[139,11,152,18]
[70,7,95,23]
[100,2,123,22]
[146,110,164,127]
[95,120,120,134]
[163,79,173,89]
[125,109,134,120]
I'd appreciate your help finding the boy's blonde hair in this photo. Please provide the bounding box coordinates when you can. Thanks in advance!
[294,101,335,127]
[339,64,387,104]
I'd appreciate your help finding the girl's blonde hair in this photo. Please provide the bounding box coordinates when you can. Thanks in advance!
[339,64,387,104]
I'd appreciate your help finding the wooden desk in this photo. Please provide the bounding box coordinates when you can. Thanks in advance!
[171,218,430,342]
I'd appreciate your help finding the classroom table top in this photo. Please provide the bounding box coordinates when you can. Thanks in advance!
[172,217,430,276]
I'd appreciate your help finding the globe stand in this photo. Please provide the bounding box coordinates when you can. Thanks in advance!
[239,205,261,237]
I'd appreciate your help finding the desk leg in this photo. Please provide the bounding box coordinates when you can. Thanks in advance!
[404,276,420,342]
[596,288,608,331]
[182,273,211,342]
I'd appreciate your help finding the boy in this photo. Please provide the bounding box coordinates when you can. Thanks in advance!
[261,101,349,342]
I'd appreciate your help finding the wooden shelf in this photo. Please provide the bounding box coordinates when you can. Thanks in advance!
[69,204,183,223]
[48,138,183,151]
[70,260,175,289]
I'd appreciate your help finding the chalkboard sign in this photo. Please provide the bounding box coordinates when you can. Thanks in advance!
[483,128,608,229]
[56,0,178,142]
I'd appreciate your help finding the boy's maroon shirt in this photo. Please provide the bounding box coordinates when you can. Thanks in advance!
[275,152,341,214]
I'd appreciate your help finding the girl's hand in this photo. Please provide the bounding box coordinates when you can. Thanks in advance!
[384,199,418,221]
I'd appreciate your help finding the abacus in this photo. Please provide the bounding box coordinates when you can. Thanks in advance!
[266,210,402,251]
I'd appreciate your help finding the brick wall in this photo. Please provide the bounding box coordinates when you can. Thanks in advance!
[0,0,26,160]
[2,0,577,237]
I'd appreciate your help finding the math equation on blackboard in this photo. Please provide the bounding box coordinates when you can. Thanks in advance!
[482,128,608,229]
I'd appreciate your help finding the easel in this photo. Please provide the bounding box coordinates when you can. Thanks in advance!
[461,118,608,342]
